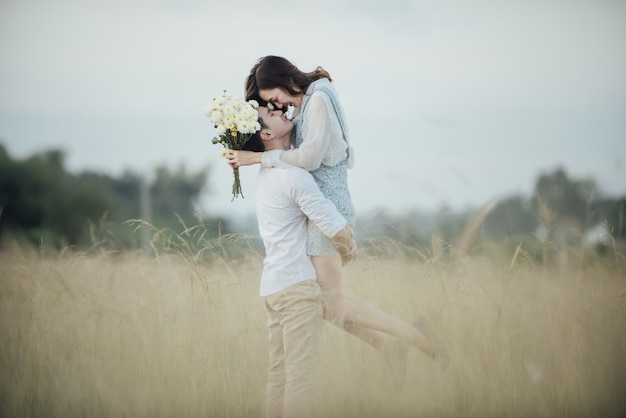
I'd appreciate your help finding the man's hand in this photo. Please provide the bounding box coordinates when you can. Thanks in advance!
[227,150,262,169]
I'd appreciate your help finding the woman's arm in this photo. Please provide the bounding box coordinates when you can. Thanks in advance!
[227,93,338,170]
[228,149,293,169]
[227,150,262,168]
[279,94,334,171]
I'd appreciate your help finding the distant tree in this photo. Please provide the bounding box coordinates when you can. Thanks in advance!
[484,195,537,240]
[592,196,626,241]
[0,144,221,249]
[435,205,472,246]
[533,167,597,242]
[150,163,209,229]
[0,146,110,246]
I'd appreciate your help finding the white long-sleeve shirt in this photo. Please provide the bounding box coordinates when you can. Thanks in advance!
[255,165,347,297]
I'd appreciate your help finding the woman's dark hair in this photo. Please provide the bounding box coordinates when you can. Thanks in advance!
[245,56,332,102]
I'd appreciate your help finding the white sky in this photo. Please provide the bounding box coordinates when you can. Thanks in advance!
[1,0,625,218]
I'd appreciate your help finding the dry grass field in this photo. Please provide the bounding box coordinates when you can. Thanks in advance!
[1,239,625,417]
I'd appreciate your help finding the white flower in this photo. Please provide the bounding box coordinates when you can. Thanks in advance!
[204,89,263,200]
[210,110,223,125]
[222,103,236,116]
[239,107,251,119]
[203,104,214,117]
[237,120,251,133]
[284,105,296,120]
[214,95,227,106]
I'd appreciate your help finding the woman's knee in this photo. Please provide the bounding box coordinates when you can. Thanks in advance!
[321,291,346,319]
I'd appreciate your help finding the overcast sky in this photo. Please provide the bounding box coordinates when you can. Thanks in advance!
[1,0,625,219]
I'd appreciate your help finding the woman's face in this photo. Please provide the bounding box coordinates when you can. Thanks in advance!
[259,87,302,110]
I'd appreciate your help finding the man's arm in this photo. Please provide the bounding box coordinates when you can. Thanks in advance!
[331,225,357,265]
[291,169,358,264]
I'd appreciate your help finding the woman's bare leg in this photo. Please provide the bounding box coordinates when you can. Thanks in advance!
[342,321,409,391]
[312,255,448,369]
[311,254,409,388]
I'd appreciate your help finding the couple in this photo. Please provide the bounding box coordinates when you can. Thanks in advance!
[228,56,449,418]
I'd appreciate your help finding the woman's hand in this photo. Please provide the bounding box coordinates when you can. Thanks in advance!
[341,238,357,266]
[227,150,262,169]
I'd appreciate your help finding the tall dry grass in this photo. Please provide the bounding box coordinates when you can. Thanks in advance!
[1,239,625,417]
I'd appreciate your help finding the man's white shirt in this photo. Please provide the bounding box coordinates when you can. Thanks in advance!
[255,165,347,297]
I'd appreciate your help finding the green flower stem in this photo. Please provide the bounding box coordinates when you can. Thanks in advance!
[231,168,243,201]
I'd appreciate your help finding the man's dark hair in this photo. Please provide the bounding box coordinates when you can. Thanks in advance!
[242,113,268,152]
[242,132,264,152]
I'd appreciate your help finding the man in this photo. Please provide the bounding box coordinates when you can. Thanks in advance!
[232,106,356,418]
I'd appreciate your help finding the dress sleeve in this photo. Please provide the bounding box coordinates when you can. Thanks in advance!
[279,94,333,171]
[261,149,293,169]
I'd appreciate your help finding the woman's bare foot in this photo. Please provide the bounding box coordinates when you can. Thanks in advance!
[413,316,450,370]
[382,338,409,392]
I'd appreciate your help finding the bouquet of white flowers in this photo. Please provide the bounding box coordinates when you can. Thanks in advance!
[204,90,261,200]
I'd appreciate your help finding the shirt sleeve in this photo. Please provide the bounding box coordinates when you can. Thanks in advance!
[289,169,346,238]
[261,149,293,169]
[279,93,334,171]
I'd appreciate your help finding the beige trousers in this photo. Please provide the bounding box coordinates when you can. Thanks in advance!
[263,280,323,418]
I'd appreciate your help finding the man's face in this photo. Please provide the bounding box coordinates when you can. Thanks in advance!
[257,106,293,138]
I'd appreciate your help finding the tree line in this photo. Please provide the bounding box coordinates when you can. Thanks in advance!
[356,167,624,260]
[0,144,228,250]
[1,143,624,259]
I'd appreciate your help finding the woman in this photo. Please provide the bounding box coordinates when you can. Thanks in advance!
[229,56,449,380]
